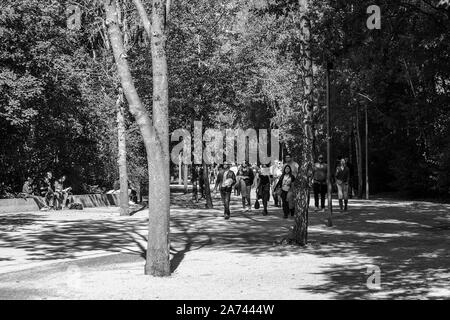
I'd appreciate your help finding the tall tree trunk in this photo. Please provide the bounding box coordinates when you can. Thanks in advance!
[117,89,129,216]
[292,0,313,246]
[105,0,170,276]
[146,0,171,276]
[355,105,363,199]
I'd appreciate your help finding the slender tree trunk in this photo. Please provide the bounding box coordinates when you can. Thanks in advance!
[117,89,129,215]
[292,0,313,246]
[183,163,188,194]
[105,0,170,276]
[355,105,363,199]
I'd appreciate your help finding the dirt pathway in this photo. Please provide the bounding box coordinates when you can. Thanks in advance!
[0,192,448,299]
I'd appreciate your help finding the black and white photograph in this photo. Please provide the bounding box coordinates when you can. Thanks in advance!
[0,0,449,304]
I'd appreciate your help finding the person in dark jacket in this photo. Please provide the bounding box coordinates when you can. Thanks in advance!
[335,158,350,211]
[236,160,254,212]
[313,155,327,212]
[256,164,272,216]
[275,165,296,218]
[216,163,236,219]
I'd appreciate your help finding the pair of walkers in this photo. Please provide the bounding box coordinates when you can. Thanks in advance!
[216,161,272,219]
[313,155,350,212]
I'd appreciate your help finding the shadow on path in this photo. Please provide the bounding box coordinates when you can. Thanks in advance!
[0,194,448,299]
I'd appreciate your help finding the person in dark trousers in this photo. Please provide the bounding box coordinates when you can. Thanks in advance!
[275,164,296,218]
[236,160,254,212]
[191,165,199,202]
[213,164,224,193]
[335,158,350,211]
[256,164,272,216]
[198,166,205,199]
[345,157,354,198]
[216,163,236,219]
[313,154,327,212]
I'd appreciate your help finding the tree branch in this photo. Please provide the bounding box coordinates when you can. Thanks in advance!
[132,0,152,39]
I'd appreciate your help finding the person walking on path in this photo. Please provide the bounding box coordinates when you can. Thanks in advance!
[282,153,299,213]
[275,164,296,218]
[335,158,350,211]
[271,160,283,207]
[191,165,199,202]
[230,162,239,196]
[256,164,272,216]
[216,163,236,219]
[313,154,327,212]
[236,160,254,212]
[213,164,224,193]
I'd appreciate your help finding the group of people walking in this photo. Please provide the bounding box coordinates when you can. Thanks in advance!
[212,153,351,220]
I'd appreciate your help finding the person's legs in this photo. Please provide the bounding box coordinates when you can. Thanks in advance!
[62,192,69,208]
[246,186,251,209]
[221,190,231,218]
[337,183,343,210]
[313,182,320,209]
[46,191,54,209]
[225,191,231,216]
[320,183,327,209]
[287,189,295,216]
[281,191,289,218]
[273,190,278,206]
[262,187,269,215]
[343,184,349,210]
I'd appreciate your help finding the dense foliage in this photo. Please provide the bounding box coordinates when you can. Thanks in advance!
[1,0,449,198]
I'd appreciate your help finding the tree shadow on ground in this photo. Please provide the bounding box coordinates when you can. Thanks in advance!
[0,195,448,299]
[296,200,450,299]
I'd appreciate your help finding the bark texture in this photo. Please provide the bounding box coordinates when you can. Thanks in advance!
[292,0,313,246]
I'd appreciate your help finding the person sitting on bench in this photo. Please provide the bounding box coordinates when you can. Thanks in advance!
[40,172,54,210]
[54,175,72,210]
